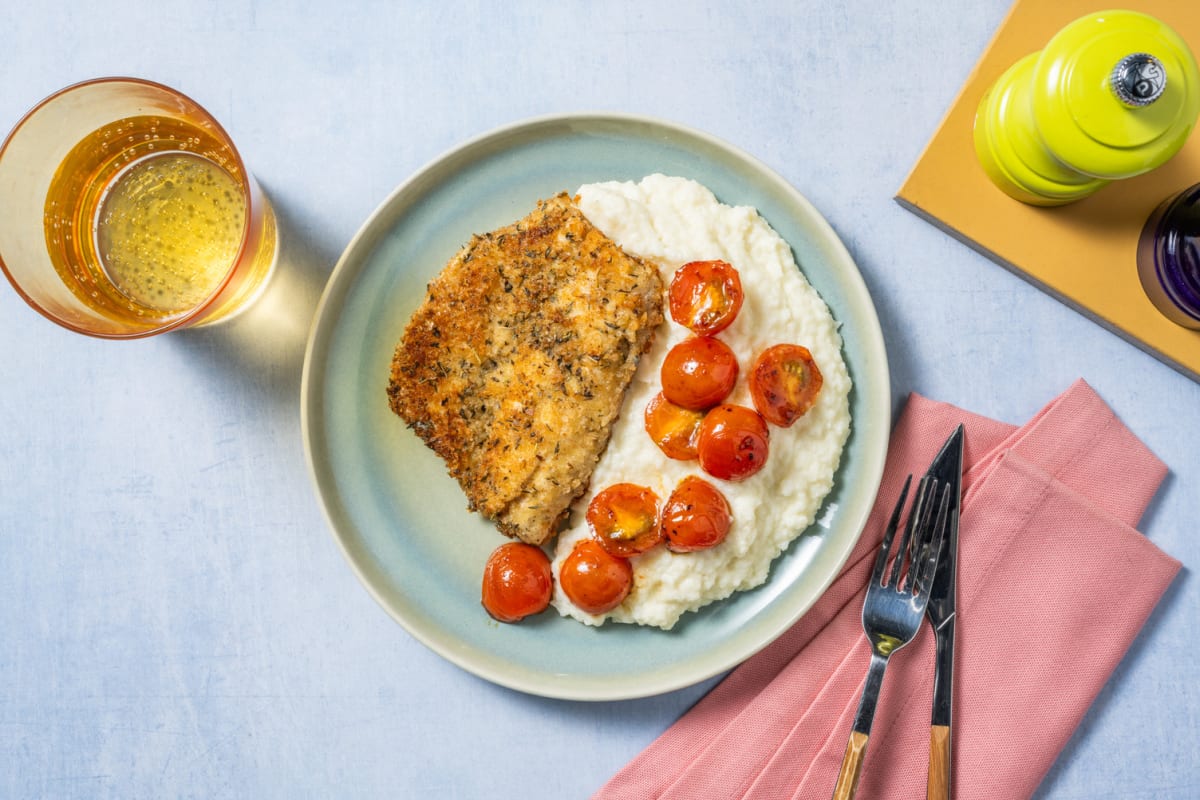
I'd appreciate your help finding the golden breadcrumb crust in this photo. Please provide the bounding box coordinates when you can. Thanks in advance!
[387,194,664,545]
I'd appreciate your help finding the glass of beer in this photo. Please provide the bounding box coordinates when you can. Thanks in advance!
[0,78,278,338]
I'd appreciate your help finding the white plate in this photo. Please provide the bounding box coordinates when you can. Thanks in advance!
[301,113,889,701]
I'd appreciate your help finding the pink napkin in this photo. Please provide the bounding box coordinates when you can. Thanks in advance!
[595,379,1180,800]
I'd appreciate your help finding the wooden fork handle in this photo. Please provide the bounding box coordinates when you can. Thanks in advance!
[831,730,869,800]
[927,724,951,800]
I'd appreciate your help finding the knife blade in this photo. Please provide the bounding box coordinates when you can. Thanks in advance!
[922,424,964,800]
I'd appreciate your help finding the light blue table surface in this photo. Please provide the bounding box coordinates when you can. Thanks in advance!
[2,2,1197,798]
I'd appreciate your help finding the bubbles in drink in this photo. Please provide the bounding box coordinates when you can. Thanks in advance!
[95,151,246,313]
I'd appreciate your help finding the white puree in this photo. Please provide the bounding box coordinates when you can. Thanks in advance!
[551,174,852,629]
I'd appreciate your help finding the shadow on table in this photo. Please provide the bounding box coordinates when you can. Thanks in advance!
[838,227,916,416]
[516,672,724,727]
[171,186,341,412]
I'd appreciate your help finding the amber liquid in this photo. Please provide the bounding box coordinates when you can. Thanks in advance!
[43,114,276,328]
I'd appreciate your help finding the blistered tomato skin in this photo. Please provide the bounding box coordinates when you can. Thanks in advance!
[697,404,770,482]
[661,336,739,410]
[587,483,663,557]
[750,344,824,427]
[644,392,705,460]
[662,476,733,552]
[669,260,745,336]
[559,539,634,615]
[481,542,553,623]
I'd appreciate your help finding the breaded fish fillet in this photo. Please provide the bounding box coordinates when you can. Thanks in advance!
[387,193,664,545]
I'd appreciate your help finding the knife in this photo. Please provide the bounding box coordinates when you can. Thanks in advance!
[922,424,964,800]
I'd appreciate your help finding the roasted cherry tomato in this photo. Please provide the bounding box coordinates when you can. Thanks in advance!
[669,259,745,336]
[661,336,739,410]
[697,404,770,482]
[644,392,705,460]
[661,476,733,552]
[750,344,824,427]
[587,483,663,557]
[481,542,553,623]
[559,539,634,615]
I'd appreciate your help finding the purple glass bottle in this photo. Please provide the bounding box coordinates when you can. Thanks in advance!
[1138,183,1200,330]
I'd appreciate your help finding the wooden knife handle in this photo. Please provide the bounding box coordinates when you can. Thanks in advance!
[831,730,869,800]
[927,724,951,800]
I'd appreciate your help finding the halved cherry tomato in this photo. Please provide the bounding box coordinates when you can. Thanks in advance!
[749,344,824,427]
[644,392,705,460]
[587,483,662,557]
[697,404,770,482]
[481,542,553,623]
[669,260,744,336]
[559,539,634,615]
[661,476,733,552]
[661,336,739,410]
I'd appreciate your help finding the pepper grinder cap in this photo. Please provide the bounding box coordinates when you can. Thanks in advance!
[1111,52,1167,106]
[1031,9,1200,180]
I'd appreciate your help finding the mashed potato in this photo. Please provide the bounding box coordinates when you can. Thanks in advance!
[549,174,852,629]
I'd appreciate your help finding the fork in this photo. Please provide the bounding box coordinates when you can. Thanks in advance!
[831,475,950,800]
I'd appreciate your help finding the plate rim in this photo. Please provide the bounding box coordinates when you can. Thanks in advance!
[300,111,891,701]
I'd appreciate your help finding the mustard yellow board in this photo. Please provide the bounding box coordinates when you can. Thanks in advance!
[896,0,1200,382]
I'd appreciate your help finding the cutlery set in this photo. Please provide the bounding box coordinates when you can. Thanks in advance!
[833,425,965,800]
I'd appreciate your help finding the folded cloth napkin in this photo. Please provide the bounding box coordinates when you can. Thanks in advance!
[595,379,1180,800]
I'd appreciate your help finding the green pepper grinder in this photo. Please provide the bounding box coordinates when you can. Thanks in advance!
[974,9,1200,206]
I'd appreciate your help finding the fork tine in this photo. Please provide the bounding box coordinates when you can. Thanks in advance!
[907,478,936,561]
[872,475,912,587]
[912,483,951,598]
[889,475,932,587]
